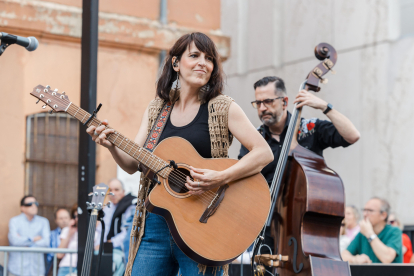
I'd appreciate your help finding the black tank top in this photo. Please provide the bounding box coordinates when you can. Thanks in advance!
[158,102,212,158]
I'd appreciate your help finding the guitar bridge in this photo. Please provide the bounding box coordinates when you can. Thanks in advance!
[199,184,229,223]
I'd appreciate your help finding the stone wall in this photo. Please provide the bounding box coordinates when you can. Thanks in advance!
[221,0,414,225]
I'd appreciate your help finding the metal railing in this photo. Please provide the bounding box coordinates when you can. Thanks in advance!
[0,246,77,276]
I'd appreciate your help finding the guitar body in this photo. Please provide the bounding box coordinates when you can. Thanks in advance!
[144,137,271,266]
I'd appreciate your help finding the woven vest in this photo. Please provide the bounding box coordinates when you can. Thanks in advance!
[124,95,234,276]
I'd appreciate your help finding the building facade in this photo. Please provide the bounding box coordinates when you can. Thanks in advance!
[0,0,229,245]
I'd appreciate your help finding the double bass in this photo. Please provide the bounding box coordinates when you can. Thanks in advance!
[252,43,352,276]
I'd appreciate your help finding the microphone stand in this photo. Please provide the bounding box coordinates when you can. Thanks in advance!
[0,40,10,56]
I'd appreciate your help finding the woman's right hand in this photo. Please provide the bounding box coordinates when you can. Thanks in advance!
[86,119,115,149]
[68,219,77,237]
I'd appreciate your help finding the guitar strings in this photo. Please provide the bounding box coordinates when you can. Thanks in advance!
[42,93,219,204]
[81,213,95,276]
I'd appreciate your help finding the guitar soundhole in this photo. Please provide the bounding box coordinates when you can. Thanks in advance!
[167,167,190,194]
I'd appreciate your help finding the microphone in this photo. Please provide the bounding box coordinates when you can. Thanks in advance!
[0,32,38,51]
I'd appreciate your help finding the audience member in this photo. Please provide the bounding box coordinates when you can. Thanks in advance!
[388,213,413,263]
[342,197,402,263]
[57,204,99,276]
[340,219,351,252]
[345,205,360,242]
[56,205,79,276]
[96,179,136,276]
[8,195,50,276]
[46,208,70,275]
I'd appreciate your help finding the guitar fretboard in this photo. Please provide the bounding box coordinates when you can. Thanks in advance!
[66,103,170,178]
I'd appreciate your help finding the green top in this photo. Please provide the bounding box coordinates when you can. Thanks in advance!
[347,224,402,263]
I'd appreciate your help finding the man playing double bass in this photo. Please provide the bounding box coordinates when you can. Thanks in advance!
[238,76,360,255]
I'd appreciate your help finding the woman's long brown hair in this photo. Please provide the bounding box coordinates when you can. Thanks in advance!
[156,32,224,103]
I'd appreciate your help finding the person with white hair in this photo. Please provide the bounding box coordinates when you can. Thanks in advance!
[342,197,402,263]
[345,205,361,242]
[96,179,136,276]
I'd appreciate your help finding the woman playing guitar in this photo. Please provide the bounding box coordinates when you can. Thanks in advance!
[86,33,273,276]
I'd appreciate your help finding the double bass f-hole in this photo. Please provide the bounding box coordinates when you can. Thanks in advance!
[289,237,304,273]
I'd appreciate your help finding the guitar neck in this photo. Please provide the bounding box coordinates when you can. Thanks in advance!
[66,102,169,177]
[81,211,97,276]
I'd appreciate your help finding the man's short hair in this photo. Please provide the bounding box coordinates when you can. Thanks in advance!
[20,195,35,206]
[371,197,391,221]
[108,178,124,191]
[54,208,69,219]
[253,76,286,95]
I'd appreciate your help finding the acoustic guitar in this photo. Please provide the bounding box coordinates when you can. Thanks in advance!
[30,85,271,266]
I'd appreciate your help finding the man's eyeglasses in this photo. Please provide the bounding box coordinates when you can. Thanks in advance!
[23,201,39,207]
[361,208,382,214]
[251,97,284,109]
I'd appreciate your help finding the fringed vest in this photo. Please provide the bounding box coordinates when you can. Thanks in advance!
[124,95,234,276]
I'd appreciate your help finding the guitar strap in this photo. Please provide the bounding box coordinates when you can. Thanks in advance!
[143,101,173,152]
[139,101,173,179]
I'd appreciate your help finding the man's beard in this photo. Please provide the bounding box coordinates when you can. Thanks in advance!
[260,111,281,126]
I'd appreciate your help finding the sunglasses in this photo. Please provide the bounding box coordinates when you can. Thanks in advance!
[23,201,39,207]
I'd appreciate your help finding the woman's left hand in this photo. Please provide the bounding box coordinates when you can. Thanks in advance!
[185,166,226,195]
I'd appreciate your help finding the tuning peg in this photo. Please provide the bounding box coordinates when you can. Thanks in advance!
[45,85,50,89]
[106,201,112,208]
[88,192,93,196]
[54,88,58,92]
[86,201,91,207]
[42,105,47,109]
[329,69,336,75]
[101,192,106,196]
[321,78,328,84]
[62,91,66,95]
[91,202,96,207]
[94,192,98,196]
[98,203,103,208]
[49,110,53,114]
[36,99,40,104]
[109,192,114,196]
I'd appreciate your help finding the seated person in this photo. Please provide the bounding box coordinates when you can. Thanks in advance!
[345,205,360,242]
[342,197,402,263]
[388,213,413,263]
[57,205,99,276]
[8,195,50,276]
[46,208,71,274]
[96,179,136,276]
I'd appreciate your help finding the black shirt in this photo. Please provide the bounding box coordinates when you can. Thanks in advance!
[158,102,212,158]
[238,111,351,185]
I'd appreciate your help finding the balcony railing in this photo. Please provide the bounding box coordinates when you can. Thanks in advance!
[0,246,77,276]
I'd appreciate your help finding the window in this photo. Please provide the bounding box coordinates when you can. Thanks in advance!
[25,113,79,228]
[401,0,414,37]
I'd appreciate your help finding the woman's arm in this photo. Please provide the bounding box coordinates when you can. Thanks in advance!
[186,102,273,194]
[57,226,76,259]
[86,106,150,174]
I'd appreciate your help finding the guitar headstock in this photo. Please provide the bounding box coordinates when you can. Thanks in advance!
[30,84,71,112]
[87,183,110,211]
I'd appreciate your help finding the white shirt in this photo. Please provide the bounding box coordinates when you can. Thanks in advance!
[59,227,99,268]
